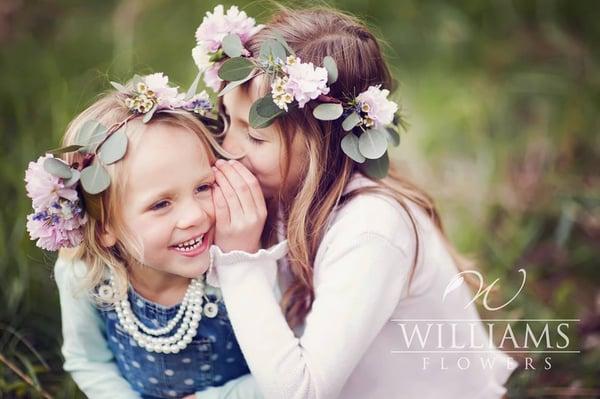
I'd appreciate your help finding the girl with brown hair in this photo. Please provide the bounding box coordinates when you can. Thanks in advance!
[200,4,517,399]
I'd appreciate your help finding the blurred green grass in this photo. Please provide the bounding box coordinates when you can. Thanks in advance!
[1,0,598,397]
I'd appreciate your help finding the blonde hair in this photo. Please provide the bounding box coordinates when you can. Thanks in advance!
[58,92,221,304]
[244,6,476,328]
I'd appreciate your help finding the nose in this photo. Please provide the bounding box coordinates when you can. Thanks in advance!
[222,130,244,157]
[176,197,213,231]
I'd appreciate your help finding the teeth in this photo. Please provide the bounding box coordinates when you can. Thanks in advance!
[174,235,203,251]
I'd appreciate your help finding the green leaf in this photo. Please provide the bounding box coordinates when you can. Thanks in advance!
[80,162,111,195]
[222,33,244,58]
[340,133,366,163]
[185,71,203,100]
[64,168,81,187]
[363,152,389,179]
[98,127,128,165]
[256,95,283,118]
[208,49,225,63]
[43,157,72,179]
[313,103,343,121]
[218,71,259,97]
[142,104,158,123]
[47,144,84,154]
[259,39,287,62]
[323,56,338,85]
[76,120,108,152]
[249,95,284,129]
[386,127,401,146]
[218,57,255,81]
[110,81,127,92]
[358,128,388,159]
[342,112,362,131]
[271,31,294,55]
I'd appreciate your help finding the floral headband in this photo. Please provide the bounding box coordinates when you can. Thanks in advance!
[192,5,406,179]
[25,73,214,251]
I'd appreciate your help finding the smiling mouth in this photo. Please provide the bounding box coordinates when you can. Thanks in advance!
[171,234,204,252]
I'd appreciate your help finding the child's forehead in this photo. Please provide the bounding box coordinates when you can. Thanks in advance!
[125,122,211,173]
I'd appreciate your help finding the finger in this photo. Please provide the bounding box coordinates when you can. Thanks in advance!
[228,160,266,217]
[213,168,244,221]
[212,184,230,225]
[214,159,256,215]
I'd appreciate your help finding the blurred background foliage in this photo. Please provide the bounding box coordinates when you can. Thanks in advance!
[1,0,599,397]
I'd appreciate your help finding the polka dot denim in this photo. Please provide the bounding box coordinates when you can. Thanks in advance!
[98,286,249,399]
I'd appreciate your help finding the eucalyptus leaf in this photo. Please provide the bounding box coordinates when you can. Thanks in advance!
[64,169,81,187]
[259,39,287,62]
[313,103,343,121]
[218,57,255,81]
[110,81,127,92]
[358,128,389,159]
[76,120,108,152]
[43,157,72,179]
[80,162,111,195]
[142,105,158,123]
[385,127,401,146]
[222,33,244,58]
[249,96,284,129]
[341,133,366,163]
[342,112,362,131]
[270,31,294,55]
[323,56,338,85]
[98,127,128,165]
[363,152,389,179]
[218,71,258,97]
[255,95,283,118]
[47,144,84,154]
[185,71,203,100]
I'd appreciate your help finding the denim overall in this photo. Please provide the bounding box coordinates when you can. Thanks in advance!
[97,285,250,399]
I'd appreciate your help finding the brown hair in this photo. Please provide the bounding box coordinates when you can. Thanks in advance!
[58,92,221,303]
[244,6,475,328]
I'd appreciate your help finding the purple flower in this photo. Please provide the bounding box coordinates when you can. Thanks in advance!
[24,154,87,251]
[26,198,87,251]
[25,155,78,209]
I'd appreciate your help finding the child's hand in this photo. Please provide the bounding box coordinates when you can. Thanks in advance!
[212,159,267,253]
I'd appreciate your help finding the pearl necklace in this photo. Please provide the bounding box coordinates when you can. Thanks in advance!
[106,258,219,354]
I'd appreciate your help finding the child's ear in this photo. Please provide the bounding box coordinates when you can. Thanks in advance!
[99,225,117,247]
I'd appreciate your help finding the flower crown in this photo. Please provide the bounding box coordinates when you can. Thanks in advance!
[193,5,406,179]
[25,73,215,251]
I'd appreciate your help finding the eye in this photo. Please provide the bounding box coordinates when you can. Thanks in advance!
[195,183,213,194]
[150,200,170,211]
[247,132,265,145]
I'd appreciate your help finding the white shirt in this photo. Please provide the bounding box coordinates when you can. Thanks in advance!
[208,174,517,399]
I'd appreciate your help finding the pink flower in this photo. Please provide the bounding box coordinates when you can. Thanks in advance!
[203,62,223,92]
[25,155,78,210]
[284,59,330,108]
[356,85,398,128]
[144,73,183,108]
[26,199,87,251]
[195,5,263,53]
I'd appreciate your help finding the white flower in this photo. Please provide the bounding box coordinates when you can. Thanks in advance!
[356,85,398,128]
[284,58,330,108]
[192,43,212,72]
